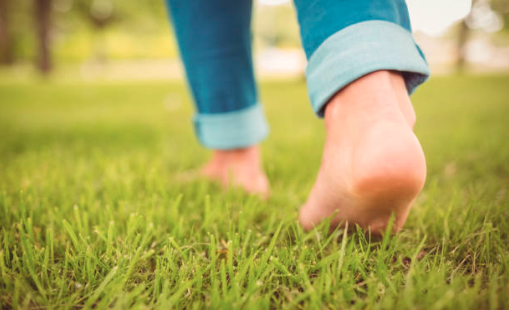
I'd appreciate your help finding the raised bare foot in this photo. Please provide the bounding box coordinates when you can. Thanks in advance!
[299,71,427,234]
[200,146,270,198]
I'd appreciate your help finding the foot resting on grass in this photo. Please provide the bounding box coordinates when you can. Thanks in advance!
[299,70,427,234]
[200,146,270,199]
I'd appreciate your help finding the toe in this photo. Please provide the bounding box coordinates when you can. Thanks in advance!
[298,204,319,231]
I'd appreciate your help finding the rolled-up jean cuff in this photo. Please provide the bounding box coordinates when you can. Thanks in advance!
[193,104,269,149]
[306,20,431,117]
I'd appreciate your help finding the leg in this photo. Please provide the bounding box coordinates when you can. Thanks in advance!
[294,0,430,233]
[165,0,269,197]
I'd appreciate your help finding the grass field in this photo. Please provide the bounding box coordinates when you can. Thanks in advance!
[0,75,508,309]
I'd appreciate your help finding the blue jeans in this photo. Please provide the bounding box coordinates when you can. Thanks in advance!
[165,0,429,149]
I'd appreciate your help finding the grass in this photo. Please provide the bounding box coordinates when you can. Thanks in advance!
[0,74,508,309]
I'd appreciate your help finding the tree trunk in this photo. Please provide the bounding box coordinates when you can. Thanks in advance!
[0,0,14,65]
[456,20,469,73]
[35,0,52,74]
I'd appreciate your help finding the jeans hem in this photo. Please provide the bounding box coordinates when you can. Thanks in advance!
[194,104,269,149]
[306,20,431,117]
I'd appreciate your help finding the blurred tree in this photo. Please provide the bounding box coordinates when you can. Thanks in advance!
[74,0,116,30]
[71,0,167,62]
[0,0,14,65]
[456,20,470,73]
[457,0,509,72]
[491,0,509,31]
[35,0,53,74]
[73,0,116,62]
[1,0,177,69]
[255,4,300,49]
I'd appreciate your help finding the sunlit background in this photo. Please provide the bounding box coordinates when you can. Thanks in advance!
[0,0,508,80]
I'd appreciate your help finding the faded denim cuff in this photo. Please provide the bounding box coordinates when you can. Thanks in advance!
[193,104,269,149]
[306,20,431,117]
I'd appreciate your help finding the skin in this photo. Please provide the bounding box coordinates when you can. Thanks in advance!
[201,70,427,234]
[200,145,270,199]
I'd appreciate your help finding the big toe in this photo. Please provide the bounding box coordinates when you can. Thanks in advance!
[298,201,332,231]
[298,204,314,231]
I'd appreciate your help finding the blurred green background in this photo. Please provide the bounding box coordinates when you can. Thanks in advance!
[0,0,303,79]
[1,0,508,80]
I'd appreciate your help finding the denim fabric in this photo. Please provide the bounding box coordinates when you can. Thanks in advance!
[306,20,430,116]
[194,104,269,149]
[294,0,412,58]
[166,0,257,115]
[165,0,430,149]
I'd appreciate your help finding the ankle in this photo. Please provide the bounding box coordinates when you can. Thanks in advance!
[323,70,415,128]
[210,145,261,166]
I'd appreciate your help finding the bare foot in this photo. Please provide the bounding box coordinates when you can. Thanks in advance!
[299,71,427,234]
[200,146,270,198]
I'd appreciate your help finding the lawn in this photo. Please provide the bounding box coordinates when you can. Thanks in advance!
[0,75,508,309]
